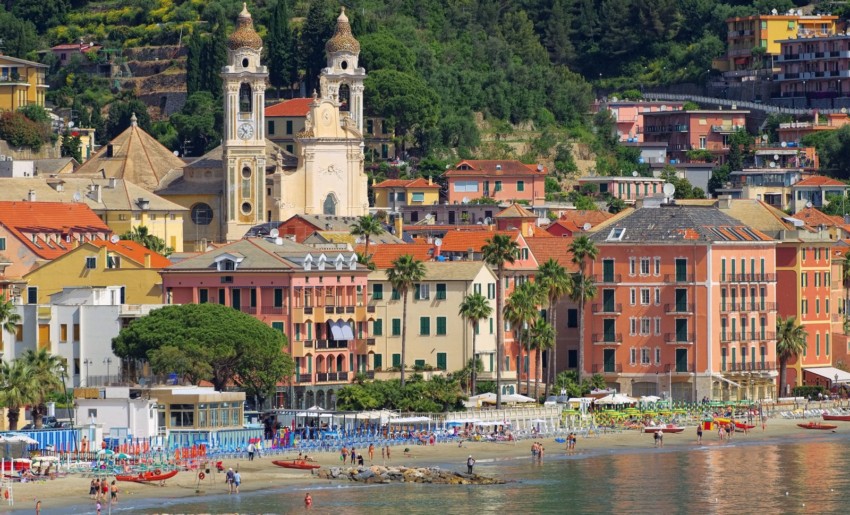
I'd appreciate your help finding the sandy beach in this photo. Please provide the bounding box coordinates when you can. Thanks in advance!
[5,415,841,512]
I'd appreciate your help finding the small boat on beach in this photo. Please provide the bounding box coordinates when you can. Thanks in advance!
[822,414,850,422]
[116,469,178,482]
[797,422,838,431]
[643,424,684,434]
[714,418,755,430]
[272,460,321,470]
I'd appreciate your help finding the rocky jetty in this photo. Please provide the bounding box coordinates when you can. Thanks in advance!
[315,465,505,485]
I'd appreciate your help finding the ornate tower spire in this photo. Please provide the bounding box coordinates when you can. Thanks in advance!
[320,7,366,133]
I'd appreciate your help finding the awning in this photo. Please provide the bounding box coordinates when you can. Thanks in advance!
[341,322,354,340]
[712,374,741,388]
[330,321,344,340]
[804,366,850,383]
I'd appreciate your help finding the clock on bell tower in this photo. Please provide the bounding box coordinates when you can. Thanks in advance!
[221,3,268,241]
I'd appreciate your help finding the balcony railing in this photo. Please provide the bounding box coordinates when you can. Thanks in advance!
[367,306,376,313]
[592,364,623,373]
[594,274,622,284]
[665,303,694,314]
[260,306,285,315]
[720,273,776,283]
[315,339,350,351]
[664,364,693,373]
[303,340,313,348]
[592,333,623,344]
[720,302,776,313]
[366,338,376,345]
[665,333,695,344]
[720,332,776,343]
[723,361,776,372]
[316,372,349,382]
[663,274,695,283]
[325,306,335,314]
[304,307,314,315]
[592,303,622,314]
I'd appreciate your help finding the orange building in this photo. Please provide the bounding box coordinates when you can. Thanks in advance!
[587,203,778,401]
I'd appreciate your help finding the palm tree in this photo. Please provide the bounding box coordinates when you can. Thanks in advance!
[530,317,556,400]
[776,316,807,398]
[350,215,384,257]
[0,298,21,350]
[120,225,173,257]
[569,236,599,382]
[355,252,376,271]
[458,292,492,396]
[387,254,426,387]
[0,360,36,430]
[504,281,542,396]
[482,234,520,409]
[21,349,64,428]
[536,259,573,397]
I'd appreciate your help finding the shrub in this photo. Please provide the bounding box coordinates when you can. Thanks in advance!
[0,111,51,151]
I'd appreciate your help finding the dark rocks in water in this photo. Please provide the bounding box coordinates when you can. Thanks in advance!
[314,465,504,485]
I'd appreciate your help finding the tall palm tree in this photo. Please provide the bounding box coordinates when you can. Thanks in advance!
[458,292,492,396]
[536,258,573,397]
[482,234,520,409]
[569,236,599,382]
[0,360,36,430]
[776,316,807,398]
[120,225,173,257]
[350,215,384,257]
[504,281,542,396]
[530,317,556,400]
[21,349,64,428]
[0,298,21,350]
[387,254,426,387]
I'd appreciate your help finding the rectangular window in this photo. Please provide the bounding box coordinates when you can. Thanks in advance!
[286,120,293,134]
[437,353,447,371]
[391,288,400,300]
[372,284,383,300]
[392,318,401,336]
[411,192,425,202]
[815,273,821,288]
[640,257,650,275]
[603,259,615,282]
[488,283,495,299]
[630,348,637,365]
[494,181,502,192]
[420,317,430,335]
[522,248,529,260]
[295,324,301,341]
[250,288,257,307]
[271,321,284,333]
[567,309,578,328]
[655,347,661,364]
[654,288,661,306]
[436,316,447,335]
[655,317,661,335]
[474,283,481,295]
[641,348,650,365]
[630,317,637,336]
[721,259,726,281]
[274,288,283,308]
[803,272,808,287]
[373,319,383,336]
[436,283,447,300]
[676,319,689,342]
[827,333,831,355]
[721,347,727,371]
[415,284,430,300]
[60,324,68,342]
[675,258,687,281]
[721,289,727,311]
[218,288,226,305]
[517,181,525,192]
[721,318,727,341]
[640,288,650,305]
[802,299,808,315]
[0,237,5,250]
[27,287,37,304]
[73,324,80,341]
[392,354,401,367]
[85,256,97,269]
[641,317,651,335]
[199,289,208,303]
[629,257,636,276]
[267,120,274,135]
[489,317,494,334]
[654,257,661,276]
[630,288,636,306]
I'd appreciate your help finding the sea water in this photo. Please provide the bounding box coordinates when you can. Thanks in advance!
[29,431,850,514]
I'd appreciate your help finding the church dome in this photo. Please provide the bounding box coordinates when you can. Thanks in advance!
[227,3,263,51]
[325,7,360,54]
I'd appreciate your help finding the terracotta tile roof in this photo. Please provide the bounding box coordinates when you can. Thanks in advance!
[444,160,547,177]
[265,98,314,117]
[558,210,613,227]
[546,220,582,234]
[794,176,847,187]
[524,238,578,272]
[496,204,536,218]
[792,207,845,227]
[51,43,100,52]
[0,201,111,260]
[530,226,554,237]
[373,178,440,189]
[439,230,518,252]
[89,240,171,268]
[403,225,493,232]
[355,243,435,269]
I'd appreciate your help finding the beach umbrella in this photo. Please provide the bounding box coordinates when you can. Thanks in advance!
[97,449,115,458]
[115,453,130,460]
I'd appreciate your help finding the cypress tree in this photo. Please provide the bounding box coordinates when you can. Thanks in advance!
[267,0,297,97]
[300,0,334,96]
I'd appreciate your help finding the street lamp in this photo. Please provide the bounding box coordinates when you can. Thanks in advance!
[59,364,73,429]
[83,358,92,386]
[103,357,112,384]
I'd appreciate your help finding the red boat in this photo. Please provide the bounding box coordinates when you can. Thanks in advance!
[822,414,850,422]
[272,460,321,470]
[643,425,685,434]
[116,469,178,482]
[714,418,755,430]
[797,422,838,430]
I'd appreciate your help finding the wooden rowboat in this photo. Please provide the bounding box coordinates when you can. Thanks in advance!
[116,469,178,482]
[797,422,838,430]
[822,414,850,422]
[272,460,321,470]
[643,425,685,434]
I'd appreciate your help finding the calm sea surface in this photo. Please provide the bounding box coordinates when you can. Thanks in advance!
[29,431,850,514]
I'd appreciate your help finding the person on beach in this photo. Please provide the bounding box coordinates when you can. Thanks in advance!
[654,431,660,448]
[36,500,41,515]
[100,479,108,500]
[248,442,255,461]
[718,425,725,440]
[233,470,241,494]
[305,492,313,508]
[96,500,102,515]
[697,424,703,444]
[369,443,375,462]
[81,436,89,453]
[226,467,235,494]
[386,445,391,460]
[658,431,663,447]
[358,454,365,467]
[467,455,475,474]
[341,446,349,462]
[350,448,357,465]
[110,481,118,503]
[381,446,386,460]
[89,479,98,499]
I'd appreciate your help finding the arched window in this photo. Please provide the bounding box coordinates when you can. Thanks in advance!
[338,84,350,112]
[191,203,213,225]
[323,193,337,215]
[239,83,252,113]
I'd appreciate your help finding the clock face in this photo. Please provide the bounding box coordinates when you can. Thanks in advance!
[238,123,254,140]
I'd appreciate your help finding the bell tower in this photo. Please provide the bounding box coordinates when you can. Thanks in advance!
[221,3,267,241]
[319,7,366,133]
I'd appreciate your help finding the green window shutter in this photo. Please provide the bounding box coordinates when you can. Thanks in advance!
[436,317,447,335]
[307,323,312,340]
[373,319,383,336]
[295,324,301,340]
[415,359,425,368]
[199,289,208,303]
[517,181,524,192]
[232,288,241,309]
[308,356,312,374]
[274,288,283,307]
[374,354,382,369]
[0,237,5,251]
[218,288,225,304]
[436,283,447,300]
[420,316,430,335]
[474,284,481,295]
[392,318,401,336]
[373,284,383,300]
[437,353,447,371]
[391,288,400,300]
[392,354,401,367]
[489,317,494,334]
[272,321,284,333]
[250,288,257,307]
[414,284,421,299]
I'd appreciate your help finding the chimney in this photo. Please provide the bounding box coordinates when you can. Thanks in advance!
[27,189,36,202]
[394,215,403,240]
[108,177,117,188]
[428,175,433,185]
[137,197,150,210]
[90,184,102,203]
[717,195,732,210]
[144,252,151,268]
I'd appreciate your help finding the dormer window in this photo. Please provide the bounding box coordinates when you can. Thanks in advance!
[349,254,358,270]
[334,254,345,270]
[221,260,236,271]
[607,228,626,241]
[304,254,313,271]
[317,254,327,271]
[214,253,245,271]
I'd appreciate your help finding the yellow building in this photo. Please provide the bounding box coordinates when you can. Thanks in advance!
[0,55,48,110]
[23,239,171,305]
[0,177,186,252]
[372,177,441,211]
[716,13,839,72]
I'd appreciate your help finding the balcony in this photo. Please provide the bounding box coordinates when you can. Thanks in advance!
[665,303,694,314]
[325,306,335,314]
[720,332,776,343]
[664,364,693,373]
[316,372,349,382]
[367,306,376,313]
[241,306,257,315]
[720,302,776,313]
[592,364,623,373]
[592,333,622,344]
[592,303,622,314]
[711,125,745,133]
[720,273,776,283]
[315,339,350,351]
[665,333,695,344]
[594,274,622,284]
[367,338,376,345]
[663,274,694,283]
[723,361,777,373]
[260,306,285,315]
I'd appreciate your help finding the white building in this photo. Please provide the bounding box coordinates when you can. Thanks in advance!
[75,386,159,440]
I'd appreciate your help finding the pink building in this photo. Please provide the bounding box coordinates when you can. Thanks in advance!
[774,34,850,110]
[160,237,371,409]
[592,100,685,142]
[443,160,547,206]
[642,110,749,164]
